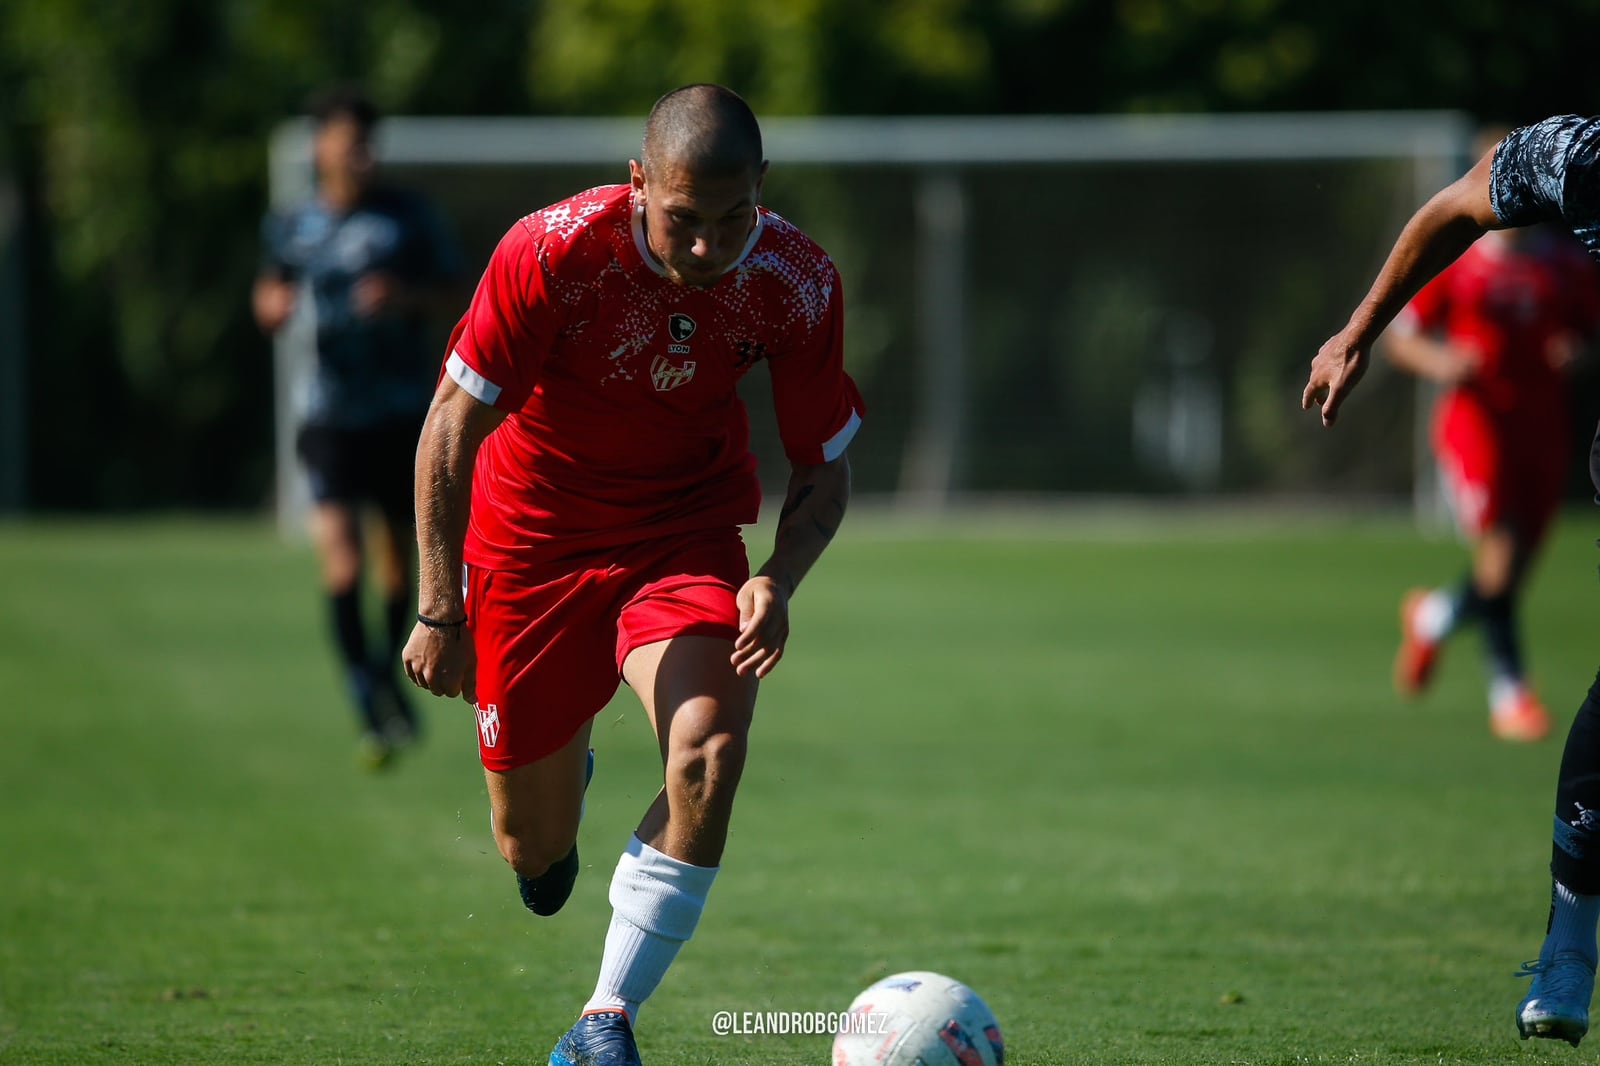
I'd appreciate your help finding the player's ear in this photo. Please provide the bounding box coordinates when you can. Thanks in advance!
[629,159,647,199]
[754,160,768,203]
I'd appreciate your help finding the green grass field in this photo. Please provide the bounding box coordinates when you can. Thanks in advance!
[4,509,1600,1065]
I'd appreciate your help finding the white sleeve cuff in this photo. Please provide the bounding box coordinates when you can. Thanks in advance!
[820,408,862,462]
[447,350,503,406]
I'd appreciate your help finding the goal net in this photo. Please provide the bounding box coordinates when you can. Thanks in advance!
[267,111,1473,535]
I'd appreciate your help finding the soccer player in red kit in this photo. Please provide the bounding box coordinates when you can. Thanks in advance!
[1386,216,1600,741]
[402,85,862,1066]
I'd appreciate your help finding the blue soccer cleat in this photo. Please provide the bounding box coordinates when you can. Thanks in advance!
[517,748,595,917]
[1517,950,1595,1046]
[549,1009,641,1066]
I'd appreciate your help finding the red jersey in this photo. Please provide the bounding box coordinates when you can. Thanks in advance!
[1394,232,1600,423]
[445,184,864,569]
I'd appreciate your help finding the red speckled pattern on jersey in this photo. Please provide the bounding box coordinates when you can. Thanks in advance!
[445,184,863,568]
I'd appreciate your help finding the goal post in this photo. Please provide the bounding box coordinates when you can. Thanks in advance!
[0,168,24,515]
[267,110,1472,537]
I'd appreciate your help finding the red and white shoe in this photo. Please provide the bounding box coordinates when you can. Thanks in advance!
[1493,687,1552,743]
[1393,588,1442,697]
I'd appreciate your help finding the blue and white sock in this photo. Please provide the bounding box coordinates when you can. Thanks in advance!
[583,835,718,1023]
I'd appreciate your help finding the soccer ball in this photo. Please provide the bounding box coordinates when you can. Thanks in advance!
[832,970,1004,1065]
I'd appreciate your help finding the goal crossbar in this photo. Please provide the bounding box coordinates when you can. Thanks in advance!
[268,111,1471,534]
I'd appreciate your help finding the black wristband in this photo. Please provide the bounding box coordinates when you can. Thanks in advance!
[417,612,468,629]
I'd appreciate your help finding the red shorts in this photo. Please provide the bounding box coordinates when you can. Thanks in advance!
[1434,395,1567,542]
[465,528,747,772]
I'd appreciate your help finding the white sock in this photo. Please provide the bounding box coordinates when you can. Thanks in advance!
[1489,675,1523,717]
[1545,881,1600,968]
[582,835,718,1024]
[1414,588,1456,642]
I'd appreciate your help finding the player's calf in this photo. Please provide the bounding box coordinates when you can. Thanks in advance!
[512,748,596,918]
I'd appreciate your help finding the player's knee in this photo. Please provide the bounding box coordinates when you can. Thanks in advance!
[493,820,577,879]
[320,552,362,593]
[1474,567,1515,599]
[669,729,747,804]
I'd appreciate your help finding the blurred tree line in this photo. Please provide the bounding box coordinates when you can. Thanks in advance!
[0,0,1594,509]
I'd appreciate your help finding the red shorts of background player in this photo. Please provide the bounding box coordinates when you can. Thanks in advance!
[1433,393,1568,544]
[465,527,749,772]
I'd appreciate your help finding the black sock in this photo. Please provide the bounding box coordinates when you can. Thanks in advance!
[1478,591,1524,683]
[383,591,410,670]
[329,586,384,733]
[1451,575,1487,626]
[329,585,368,672]
[376,588,419,734]
[1551,672,1600,894]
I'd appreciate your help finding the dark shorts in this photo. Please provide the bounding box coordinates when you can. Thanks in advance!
[296,416,423,518]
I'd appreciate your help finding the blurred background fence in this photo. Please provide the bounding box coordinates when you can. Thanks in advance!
[5,0,1598,524]
[269,111,1475,534]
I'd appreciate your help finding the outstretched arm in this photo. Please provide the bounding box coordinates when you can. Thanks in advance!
[1303,146,1503,427]
[403,375,506,700]
[731,453,852,679]
[1381,326,1480,386]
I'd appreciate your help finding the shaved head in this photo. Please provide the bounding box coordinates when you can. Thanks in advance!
[641,84,764,182]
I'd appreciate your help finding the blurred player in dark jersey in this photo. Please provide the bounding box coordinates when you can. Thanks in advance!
[254,86,466,769]
[1384,128,1600,742]
[403,85,863,1066]
[1305,115,1600,1046]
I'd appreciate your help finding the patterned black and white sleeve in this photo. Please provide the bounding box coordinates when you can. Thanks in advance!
[1490,115,1599,228]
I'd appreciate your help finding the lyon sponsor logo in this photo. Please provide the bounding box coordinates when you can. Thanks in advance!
[651,354,697,392]
[476,703,501,748]
[668,312,696,342]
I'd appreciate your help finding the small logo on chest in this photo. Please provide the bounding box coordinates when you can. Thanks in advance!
[668,313,697,343]
[666,313,696,356]
[653,312,698,390]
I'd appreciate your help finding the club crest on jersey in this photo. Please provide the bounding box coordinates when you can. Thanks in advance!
[476,703,501,748]
[651,354,697,392]
[668,313,696,343]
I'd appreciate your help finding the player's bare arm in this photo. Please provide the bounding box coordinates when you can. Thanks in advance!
[733,453,852,679]
[1381,328,1482,386]
[403,375,506,699]
[1303,146,1502,427]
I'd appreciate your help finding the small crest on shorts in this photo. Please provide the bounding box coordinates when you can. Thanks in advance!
[668,312,696,343]
[476,703,501,748]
